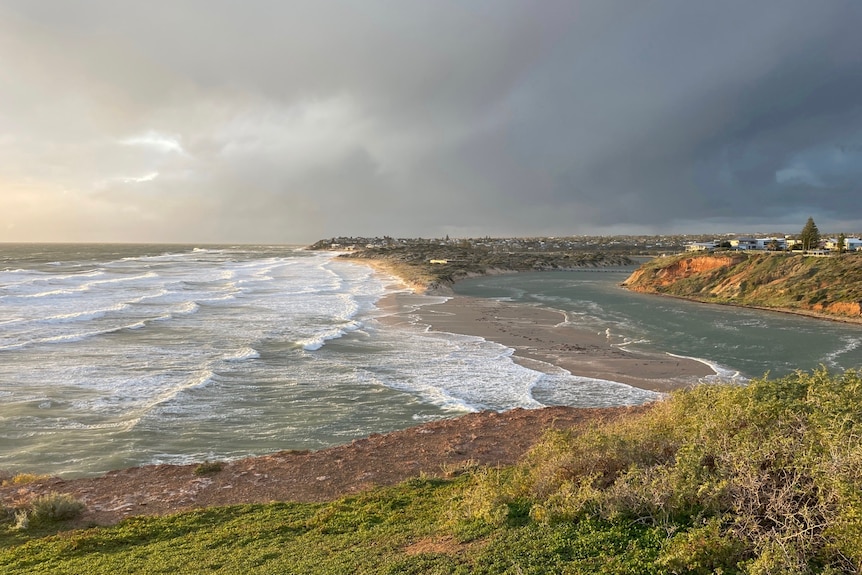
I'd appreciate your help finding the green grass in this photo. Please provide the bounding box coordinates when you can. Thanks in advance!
[3,369,862,573]
[0,482,670,575]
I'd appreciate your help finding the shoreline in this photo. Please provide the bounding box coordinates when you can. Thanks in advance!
[353,255,862,395]
[355,255,715,394]
[1,406,641,525]
[376,292,713,393]
[634,289,862,326]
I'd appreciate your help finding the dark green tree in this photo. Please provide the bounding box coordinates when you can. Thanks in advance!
[799,217,821,251]
[837,233,847,253]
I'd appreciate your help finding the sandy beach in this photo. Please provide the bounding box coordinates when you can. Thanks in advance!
[378,292,714,393]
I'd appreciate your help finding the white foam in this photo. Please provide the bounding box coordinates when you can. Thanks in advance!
[225,347,260,362]
[120,369,220,426]
[822,336,862,368]
[666,352,745,383]
[532,372,660,407]
[40,303,130,324]
[173,301,200,315]
[297,321,362,351]
[355,326,550,412]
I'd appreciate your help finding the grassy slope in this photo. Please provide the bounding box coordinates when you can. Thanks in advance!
[623,252,862,318]
[1,478,665,575]
[4,369,862,574]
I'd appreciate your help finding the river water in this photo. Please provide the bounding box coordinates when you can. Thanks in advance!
[454,269,862,380]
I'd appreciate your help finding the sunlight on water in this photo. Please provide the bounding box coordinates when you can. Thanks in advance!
[7,249,851,478]
[0,246,655,477]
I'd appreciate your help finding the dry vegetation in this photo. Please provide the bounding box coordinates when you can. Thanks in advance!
[459,368,862,573]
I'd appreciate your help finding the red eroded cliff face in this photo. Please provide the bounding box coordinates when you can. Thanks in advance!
[622,253,862,322]
[819,301,862,316]
[623,255,744,291]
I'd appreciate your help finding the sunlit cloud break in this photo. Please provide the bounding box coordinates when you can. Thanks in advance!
[121,172,159,184]
[1,1,861,243]
[95,172,160,188]
[120,131,186,155]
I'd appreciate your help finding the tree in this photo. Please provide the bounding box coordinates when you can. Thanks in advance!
[799,217,821,251]
[837,233,846,254]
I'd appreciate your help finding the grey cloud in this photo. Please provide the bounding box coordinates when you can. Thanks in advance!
[1,0,860,242]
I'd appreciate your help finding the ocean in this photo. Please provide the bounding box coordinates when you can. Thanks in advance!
[0,244,653,477]
[3,245,860,478]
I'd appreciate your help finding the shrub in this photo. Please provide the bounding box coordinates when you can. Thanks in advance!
[13,510,29,531]
[27,493,85,525]
[460,369,862,572]
[194,461,224,476]
[0,502,12,525]
[2,473,49,487]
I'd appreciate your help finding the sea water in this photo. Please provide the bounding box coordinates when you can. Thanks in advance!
[5,246,857,478]
[0,245,655,477]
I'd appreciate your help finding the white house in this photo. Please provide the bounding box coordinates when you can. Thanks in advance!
[730,238,758,250]
[685,241,718,252]
[826,237,862,251]
[754,237,787,250]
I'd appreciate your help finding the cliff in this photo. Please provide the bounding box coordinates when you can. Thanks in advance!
[622,252,862,321]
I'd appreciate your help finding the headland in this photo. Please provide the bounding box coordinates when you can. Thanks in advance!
[622,251,862,324]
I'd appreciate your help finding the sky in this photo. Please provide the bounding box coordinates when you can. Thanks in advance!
[1,1,861,244]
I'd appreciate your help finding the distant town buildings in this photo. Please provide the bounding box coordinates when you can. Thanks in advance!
[311,232,862,258]
[684,235,862,254]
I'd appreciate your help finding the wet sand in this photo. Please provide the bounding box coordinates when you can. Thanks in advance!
[377,292,715,393]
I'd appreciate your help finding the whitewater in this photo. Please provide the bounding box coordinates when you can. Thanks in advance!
[0,244,656,477]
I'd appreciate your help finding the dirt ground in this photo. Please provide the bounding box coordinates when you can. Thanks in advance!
[1,405,645,526]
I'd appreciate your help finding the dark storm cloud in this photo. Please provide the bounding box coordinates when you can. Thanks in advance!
[1,0,860,242]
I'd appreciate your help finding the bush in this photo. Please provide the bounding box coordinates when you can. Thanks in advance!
[194,461,224,476]
[0,502,12,524]
[460,369,862,573]
[27,493,85,525]
[1,473,49,487]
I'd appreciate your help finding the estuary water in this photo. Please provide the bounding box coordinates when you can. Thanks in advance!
[2,245,859,478]
[454,270,862,381]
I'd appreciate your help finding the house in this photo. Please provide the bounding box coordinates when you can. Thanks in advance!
[754,237,786,250]
[825,237,862,251]
[730,238,758,250]
[685,241,718,252]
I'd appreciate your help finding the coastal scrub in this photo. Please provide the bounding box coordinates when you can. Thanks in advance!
[463,368,862,573]
[3,370,862,573]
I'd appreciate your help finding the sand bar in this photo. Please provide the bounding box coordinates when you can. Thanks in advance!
[377,292,715,393]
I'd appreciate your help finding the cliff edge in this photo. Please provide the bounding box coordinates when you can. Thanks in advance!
[622,252,862,322]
